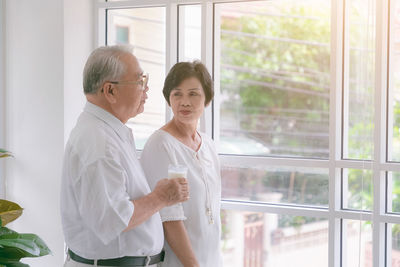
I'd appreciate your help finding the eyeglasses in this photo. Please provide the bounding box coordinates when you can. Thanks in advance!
[109,73,149,90]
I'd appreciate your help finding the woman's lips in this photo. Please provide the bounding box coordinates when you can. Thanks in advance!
[180,110,191,115]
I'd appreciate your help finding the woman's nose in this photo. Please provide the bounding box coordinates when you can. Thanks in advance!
[181,95,190,106]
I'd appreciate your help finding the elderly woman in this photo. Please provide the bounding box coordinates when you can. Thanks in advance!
[140,61,222,267]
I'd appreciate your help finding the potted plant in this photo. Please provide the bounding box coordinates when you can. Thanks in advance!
[0,149,51,267]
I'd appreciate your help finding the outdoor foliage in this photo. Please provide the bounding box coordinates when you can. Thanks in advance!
[220,3,330,158]
[218,1,391,232]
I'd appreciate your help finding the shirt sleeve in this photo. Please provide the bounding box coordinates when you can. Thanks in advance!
[140,134,186,222]
[73,158,134,245]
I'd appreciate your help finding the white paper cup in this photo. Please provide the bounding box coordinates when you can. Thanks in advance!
[168,164,188,179]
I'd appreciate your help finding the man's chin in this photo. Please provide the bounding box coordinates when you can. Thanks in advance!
[137,106,145,115]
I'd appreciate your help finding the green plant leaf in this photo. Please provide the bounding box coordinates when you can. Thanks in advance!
[0,227,18,237]
[0,149,13,158]
[0,233,51,259]
[8,263,30,267]
[0,200,23,227]
[0,259,29,267]
[0,246,28,261]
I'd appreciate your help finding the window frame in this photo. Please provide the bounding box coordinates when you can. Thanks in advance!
[95,0,400,266]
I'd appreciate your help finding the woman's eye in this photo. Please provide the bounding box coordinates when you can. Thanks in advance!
[173,93,181,96]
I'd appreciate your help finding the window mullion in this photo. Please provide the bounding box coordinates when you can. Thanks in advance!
[98,0,169,9]
[373,0,390,265]
[95,1,106,46]
[220,154,330,168]
[200,2,213,136]
[221,200,330,219]
[329,0,345,266]
[212,4,220,142]
[165,3,178,122]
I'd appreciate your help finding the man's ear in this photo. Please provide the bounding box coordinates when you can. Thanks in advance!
[103,83,117,104]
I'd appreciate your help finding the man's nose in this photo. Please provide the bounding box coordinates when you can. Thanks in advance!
[143,86,149,98]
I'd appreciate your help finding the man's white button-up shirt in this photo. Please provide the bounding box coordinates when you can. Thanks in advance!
[61,102,163,260]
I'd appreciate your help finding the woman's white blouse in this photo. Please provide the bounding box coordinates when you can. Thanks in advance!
[140,129,222,267]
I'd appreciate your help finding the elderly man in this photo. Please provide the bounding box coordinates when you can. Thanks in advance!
[61,45,189,267]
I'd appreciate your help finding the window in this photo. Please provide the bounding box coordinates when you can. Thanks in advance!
[97,0,398,266]
[389,0,400,162]
[106,6,166,149]
[178,5,201,62]
[222,210,329,266]
[343,0,376,160]
[215,1,330,159]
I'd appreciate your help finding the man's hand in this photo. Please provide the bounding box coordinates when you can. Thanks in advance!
[124,178,189,231]
[153,178,189,206]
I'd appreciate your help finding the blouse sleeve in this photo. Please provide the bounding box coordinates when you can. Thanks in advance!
[140,133,186,222]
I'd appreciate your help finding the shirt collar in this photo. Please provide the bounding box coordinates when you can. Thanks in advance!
[84,101,133,142]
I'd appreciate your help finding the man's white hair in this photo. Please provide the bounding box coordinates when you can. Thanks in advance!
[83,45,133,94]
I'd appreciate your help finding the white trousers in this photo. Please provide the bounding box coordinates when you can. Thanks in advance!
[64,258,158,267]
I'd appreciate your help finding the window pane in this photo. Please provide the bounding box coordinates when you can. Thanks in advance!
[387,172,400,213]
[178,5,201,61]
[215,0,330,158]
[342,169,373,211]
[115,26,129,44]
[343,220,373,267]
[222,165,329,207]
[389,224,400,266]
[389,0,400,161]
[107,7,166,149]
[343,0,376,160]
[222,210,328,267]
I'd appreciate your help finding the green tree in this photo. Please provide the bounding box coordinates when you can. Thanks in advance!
[220,4,330,158]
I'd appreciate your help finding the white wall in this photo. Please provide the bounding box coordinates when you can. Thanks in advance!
[64,0,93,141]
[4,0,92,266]
[0,0,6,198]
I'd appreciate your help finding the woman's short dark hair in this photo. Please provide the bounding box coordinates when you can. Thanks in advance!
[163,61,214,106]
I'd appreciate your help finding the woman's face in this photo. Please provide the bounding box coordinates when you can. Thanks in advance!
[169,76,206,125]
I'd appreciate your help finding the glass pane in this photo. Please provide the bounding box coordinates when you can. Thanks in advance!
[107,7,166,149]
[389,0,400,161]
[387,172,400,213]
[215,0,331,158]
[342,169,373,211]
[389,224,400,266]
[343,0,376,160]
[178,5,201,61]
[222,165,329,207]
[222,210,328,267]
[343,220,373,267]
